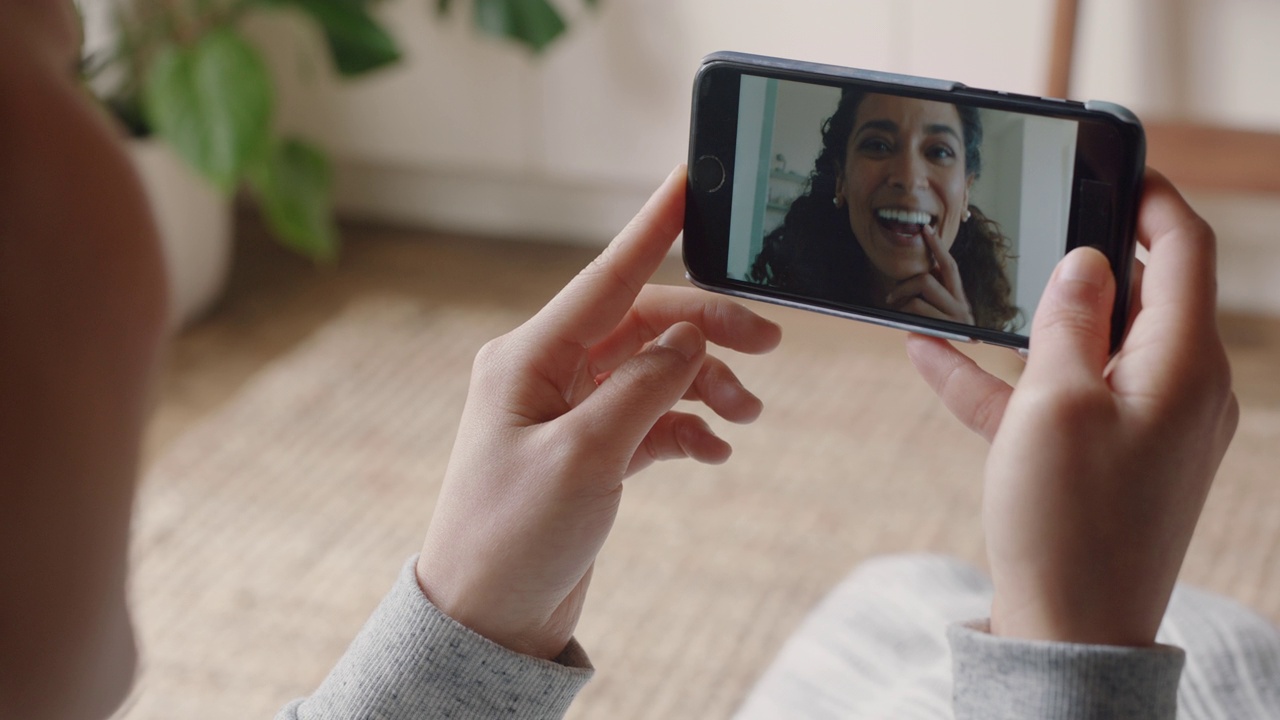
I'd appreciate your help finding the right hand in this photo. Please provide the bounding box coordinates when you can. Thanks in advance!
[907,170,1239,646]
[886,224,975,325]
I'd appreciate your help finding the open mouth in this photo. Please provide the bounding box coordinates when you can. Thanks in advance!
[875,208,937,238]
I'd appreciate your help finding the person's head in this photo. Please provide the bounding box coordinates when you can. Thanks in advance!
[7,0,81,67]
[751,88,1017,330]
[825,91,983,281]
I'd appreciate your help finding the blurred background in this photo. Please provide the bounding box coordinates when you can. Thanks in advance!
[82,0,1280,316]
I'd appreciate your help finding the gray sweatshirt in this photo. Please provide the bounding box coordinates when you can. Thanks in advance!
[276,557,1194,719]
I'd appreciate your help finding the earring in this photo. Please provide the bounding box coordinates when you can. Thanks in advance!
[963,209,972,222]
[832,195,844,208]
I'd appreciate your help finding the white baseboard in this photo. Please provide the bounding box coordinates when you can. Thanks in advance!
[334,162,656,248]
[334,164,1280,316]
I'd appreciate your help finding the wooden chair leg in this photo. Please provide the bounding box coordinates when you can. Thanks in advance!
[1046,0,1280,194]
[1047,0,1080,99]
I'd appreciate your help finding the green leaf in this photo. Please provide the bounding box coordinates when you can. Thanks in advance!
[473,0,567,53]
[268,0,402,76]
[247,139,339,261]
[142,30,273,192]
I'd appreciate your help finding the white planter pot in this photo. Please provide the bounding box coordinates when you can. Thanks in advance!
[129,139,233,329]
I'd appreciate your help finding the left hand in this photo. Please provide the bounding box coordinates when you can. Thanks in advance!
[415,167,782,660]
[885,223,975,324]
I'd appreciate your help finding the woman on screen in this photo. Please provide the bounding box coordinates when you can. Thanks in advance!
[749,89,1020,331]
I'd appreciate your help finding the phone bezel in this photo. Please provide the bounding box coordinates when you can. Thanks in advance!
[683,52,1145,351]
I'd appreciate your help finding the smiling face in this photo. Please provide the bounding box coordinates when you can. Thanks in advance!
[834,94,974,282]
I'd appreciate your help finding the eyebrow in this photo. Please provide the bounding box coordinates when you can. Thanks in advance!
[926,123,962,142]
[854,119,962,143]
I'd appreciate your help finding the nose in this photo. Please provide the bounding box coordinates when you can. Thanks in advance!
[887,149,928,191]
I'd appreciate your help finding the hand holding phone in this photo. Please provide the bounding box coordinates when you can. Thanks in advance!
[684,52,1145,351]
[909,171,1238,646]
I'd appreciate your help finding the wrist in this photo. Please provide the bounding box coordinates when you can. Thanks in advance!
[990,591,1161,648]
[413,554,570,661]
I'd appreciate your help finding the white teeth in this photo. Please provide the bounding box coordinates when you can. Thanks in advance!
[876,208,933,226]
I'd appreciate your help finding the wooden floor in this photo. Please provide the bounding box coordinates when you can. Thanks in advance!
[130,211,1280,718]
[145,213,653,462]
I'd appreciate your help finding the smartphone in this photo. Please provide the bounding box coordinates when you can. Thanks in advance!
[683,52,1145,351]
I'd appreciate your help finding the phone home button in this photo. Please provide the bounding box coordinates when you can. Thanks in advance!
[691,155,726,193]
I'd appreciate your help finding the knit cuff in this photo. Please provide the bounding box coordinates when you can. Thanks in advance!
[277,557,592,720]
[948,619,1184,720]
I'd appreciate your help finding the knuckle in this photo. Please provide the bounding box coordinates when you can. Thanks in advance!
[1221,391,1241,439]
[1188,215,1218,248]
[470,332,530,387]
[472,335,508,370]
[584,246,643,299]
[1181,347,1236,419]
[535,428,609,491]
[702,298,741,335]
[639,426,665,463]
[633,344,685,381]
[968,388,1005,437]
[1039,302,1108,345]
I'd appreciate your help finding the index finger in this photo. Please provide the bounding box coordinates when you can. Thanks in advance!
[924,223,964,297]
[1133,169,1219,327]
[587,286,782,374]
[529,165,687,347]
[1105,170,1230,408]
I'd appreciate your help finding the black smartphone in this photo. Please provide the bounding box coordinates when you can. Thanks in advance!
[683,52,1145,351]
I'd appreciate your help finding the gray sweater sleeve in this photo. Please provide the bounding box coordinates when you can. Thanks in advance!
[948,619,1185,720]
[275,557,593,720]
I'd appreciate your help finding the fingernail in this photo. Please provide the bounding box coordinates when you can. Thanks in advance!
[1058,247,1110,288]
[656,322,701,361]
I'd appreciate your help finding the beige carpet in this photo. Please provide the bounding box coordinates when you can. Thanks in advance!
[114,293,1280,719]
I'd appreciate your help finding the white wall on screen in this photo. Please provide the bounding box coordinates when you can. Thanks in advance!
[1015,116,1078,323]
[728,76,773,281]
[969,109,1025,311]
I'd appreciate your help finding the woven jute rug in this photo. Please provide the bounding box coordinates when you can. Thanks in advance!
[114,295,1280,719]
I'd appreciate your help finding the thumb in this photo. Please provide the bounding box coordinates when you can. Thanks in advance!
[564,322,705,474]
[1024,246,1116,385]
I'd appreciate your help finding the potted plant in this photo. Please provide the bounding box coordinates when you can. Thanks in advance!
[81,0,598,326]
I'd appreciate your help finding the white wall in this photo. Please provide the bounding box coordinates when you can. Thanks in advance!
[257,0,1060,244]
[1073,0,1280,128]
[255,0,1280,311]
[1068,0,1280,316]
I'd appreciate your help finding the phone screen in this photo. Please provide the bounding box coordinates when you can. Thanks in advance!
[730,76,1083,335]
[685,56,1144,350]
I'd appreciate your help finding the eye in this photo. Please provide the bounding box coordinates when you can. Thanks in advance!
[927,143,957,163]
[857,137,893,157]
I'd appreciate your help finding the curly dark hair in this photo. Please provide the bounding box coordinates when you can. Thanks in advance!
[749,88,1021,331]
